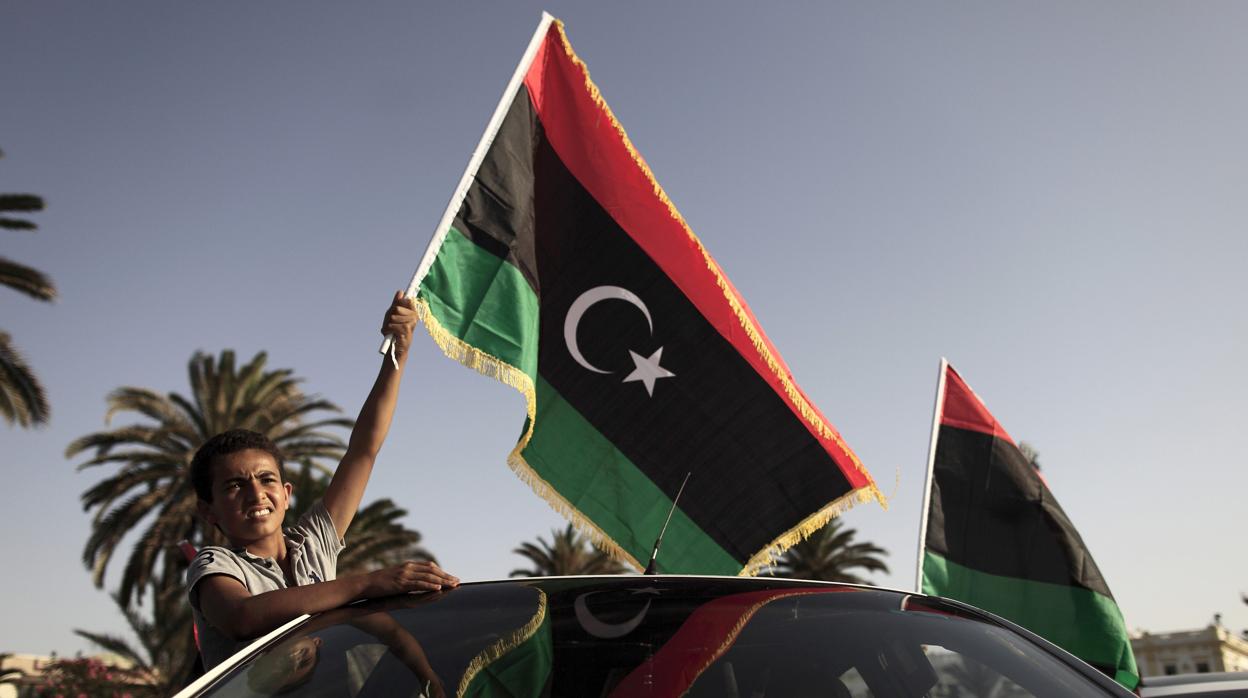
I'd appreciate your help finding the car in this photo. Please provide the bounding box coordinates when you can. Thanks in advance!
[174,575,1135,697]
[1139,672,1248,697]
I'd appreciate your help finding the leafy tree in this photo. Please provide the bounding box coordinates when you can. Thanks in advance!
[74,572,199,696]
[70,350,352,607]
[1,148,56,428]
[771,519,889,584]
[28,656,151,698]
[510,524,627,577]
[285,462,436,574]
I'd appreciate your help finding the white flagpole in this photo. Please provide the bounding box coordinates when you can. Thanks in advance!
[914,357,949,593]
[381,12,557,357]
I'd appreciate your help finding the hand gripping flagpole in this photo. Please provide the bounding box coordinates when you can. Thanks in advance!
[914,357,949,593]
[380,12,557,365]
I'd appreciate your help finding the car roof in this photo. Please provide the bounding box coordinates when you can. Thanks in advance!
[178,576,891,695]
[175,574,1127,697]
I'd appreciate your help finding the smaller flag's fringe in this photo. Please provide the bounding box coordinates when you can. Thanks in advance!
[455,590,548,697]
[741,482,886,577]
[414,297,644,572]
[551,21,882,500]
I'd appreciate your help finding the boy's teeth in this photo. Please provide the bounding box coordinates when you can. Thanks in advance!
[248,508,271,519]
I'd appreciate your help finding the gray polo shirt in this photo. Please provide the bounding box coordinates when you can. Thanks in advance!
[187,499,345,669]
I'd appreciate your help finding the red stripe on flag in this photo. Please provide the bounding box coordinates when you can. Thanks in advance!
[523,25,870,488]
[941,365,1015,444]
[607,588,848,698]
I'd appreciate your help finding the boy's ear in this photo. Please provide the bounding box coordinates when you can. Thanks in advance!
[196,499,217,526]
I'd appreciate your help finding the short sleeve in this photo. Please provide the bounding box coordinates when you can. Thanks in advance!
[186,546,246,610]
[297,499,346,555]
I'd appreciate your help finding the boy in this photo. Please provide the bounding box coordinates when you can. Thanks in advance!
[186,293,458,669]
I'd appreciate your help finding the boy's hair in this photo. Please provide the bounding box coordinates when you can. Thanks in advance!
[191,429,286,502]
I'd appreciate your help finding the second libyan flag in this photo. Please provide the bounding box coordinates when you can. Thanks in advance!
[918,361,1138,689]
[403,14,882,575]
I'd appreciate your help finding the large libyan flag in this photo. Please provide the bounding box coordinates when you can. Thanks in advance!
[402,15,882,575]
[919,361,1138,689]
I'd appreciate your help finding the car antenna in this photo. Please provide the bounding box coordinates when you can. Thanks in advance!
[643,471,691,575]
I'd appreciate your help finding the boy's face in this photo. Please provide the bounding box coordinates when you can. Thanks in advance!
[198,448,292,545]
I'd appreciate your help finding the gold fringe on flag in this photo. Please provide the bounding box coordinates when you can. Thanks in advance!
[455,590,549,698]
[742,486,883,577]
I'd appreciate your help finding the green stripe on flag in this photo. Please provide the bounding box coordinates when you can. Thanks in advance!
[418,227,540,380]
[922,551,1138,689]
[524,376,740,574]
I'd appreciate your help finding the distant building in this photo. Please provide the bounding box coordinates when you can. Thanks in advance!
[1131,624,1248,677]
[0,654,53,698]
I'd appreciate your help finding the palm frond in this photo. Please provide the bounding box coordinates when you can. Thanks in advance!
[0,257,56,301]
[0,218,36,231]
[772,519,890,584]
[72,630,145,666]
[80,463,178,510]
[0,194,44,213]
[0,331,49,426]
[102,387,189,429]
[68,424,188,458]
[167,392,210,440]
[82,487,171,587]
[265,398,348,426]
[511,525,625,577]
[117,499,197,606]
[0,194,44,232]
[272,419,355,443]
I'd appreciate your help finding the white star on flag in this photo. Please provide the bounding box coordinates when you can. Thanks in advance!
[623,347,676,396]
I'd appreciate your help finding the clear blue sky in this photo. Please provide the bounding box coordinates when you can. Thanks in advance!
[3,1,1245,656]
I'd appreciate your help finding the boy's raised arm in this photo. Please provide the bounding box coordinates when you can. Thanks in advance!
[323,292,419,536]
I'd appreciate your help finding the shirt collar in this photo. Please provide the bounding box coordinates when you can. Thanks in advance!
[231,527,303,562]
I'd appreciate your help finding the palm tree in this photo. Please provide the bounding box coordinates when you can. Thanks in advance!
[510,524,628,577]
[285,462,436,574]
[74,573,200,696]
[1,148,56,428]
[771,519,889,584]
[70,350,353,607]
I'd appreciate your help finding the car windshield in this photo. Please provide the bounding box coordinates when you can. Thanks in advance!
[201,578,1122,697]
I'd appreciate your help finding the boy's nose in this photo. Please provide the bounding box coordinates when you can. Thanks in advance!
[244,477,265,499]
